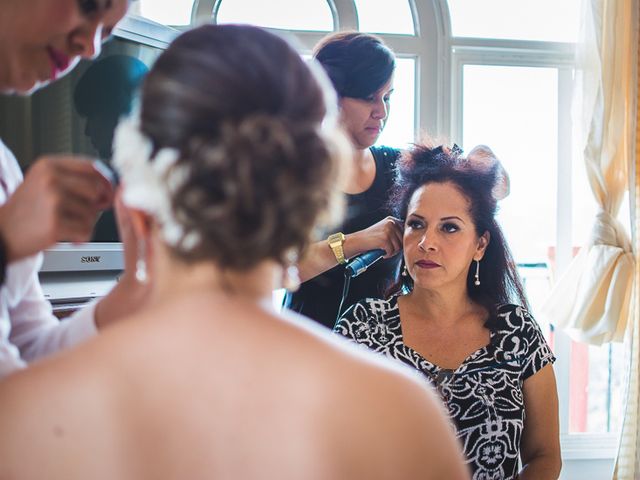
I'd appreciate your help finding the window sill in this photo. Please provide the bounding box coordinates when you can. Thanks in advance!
[561,433,618,460]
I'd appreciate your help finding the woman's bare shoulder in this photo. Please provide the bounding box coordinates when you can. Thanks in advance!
[273,309,470,480]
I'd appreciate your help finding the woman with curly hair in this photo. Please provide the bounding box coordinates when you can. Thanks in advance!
[335,144,561,479]
[0,25,468,480]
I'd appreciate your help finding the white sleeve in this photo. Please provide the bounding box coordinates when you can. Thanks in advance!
[0,339,26,379]
[0,258,99,379]
[0,140,98,377]
[8,270,98,362]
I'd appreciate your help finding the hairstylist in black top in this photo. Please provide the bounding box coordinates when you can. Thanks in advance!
[284,32,403,328]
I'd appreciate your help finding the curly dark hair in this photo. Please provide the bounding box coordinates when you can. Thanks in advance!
[139,24,348,270]
[387,144,529,327]
[313,31,395,100]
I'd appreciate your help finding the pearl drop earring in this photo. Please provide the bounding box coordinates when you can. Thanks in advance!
[135,240,148,284]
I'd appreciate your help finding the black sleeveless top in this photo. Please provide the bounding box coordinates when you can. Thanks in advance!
[283,146,401,329]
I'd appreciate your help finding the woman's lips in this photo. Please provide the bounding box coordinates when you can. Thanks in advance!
[47,46,71,80]
[416,260,440,269]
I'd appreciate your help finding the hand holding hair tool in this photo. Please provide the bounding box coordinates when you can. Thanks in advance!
[335,248,387,325]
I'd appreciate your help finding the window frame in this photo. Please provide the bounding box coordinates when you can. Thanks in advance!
[113,14,179,48]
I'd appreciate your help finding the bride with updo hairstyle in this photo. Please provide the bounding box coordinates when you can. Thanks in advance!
[0,25,468,480]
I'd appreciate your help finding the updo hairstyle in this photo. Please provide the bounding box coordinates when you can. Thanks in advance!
[388,143,529,326]
[140,24,347,270]
[313,31,395,100]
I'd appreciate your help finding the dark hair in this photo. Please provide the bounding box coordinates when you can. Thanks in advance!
[387,144,529,327]
[139,24,347,270]
[313,31,395,100]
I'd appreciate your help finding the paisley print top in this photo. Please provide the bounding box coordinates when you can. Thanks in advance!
[334,296,555,480]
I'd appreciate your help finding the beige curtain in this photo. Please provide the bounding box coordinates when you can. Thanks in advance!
[613,7,640,477]
[540,0,637,346]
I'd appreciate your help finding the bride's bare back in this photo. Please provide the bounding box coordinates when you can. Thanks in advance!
[0,293,467,480]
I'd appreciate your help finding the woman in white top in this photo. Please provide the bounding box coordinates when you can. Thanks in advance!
[0,0,144,377]
[0,25,469,480]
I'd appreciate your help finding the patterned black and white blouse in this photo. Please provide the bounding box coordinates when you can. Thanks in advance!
[334,296,555,480]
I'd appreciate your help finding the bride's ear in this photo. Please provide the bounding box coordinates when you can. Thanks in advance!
[128,209,153,243]
[113,190,153,244]
[113,190,155,282]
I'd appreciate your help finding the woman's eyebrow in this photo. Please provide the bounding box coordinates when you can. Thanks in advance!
[440,215,465,223]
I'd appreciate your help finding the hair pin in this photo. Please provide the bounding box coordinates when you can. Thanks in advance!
[450,143,463,157]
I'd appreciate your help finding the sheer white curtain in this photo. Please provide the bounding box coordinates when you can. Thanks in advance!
[540,0,637,346]
[542,0,639,477]
[613,7,640,475]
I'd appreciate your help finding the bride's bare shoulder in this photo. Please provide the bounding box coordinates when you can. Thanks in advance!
[274,311,469,479]
[0,303,468,480]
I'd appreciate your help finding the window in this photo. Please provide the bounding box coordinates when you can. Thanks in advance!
[571,341,626,433]
[447,0,623,468]
[448,0,581,42]
[132,0,195,26]
[354,0,415,35]
[462,60,624,442]
[461,65,558,263]
[376,57,416,149]
[216,0,333,31]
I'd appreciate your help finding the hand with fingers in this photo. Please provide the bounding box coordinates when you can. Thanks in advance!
[0,155,114,263]
[348,215,404,259]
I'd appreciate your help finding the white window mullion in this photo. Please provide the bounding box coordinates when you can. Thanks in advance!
[328,0,358,30]
[554,66,574,436]
[449,51,464,144]
[555,67,574,278]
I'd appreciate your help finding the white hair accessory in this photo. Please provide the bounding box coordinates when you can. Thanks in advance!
[112,114,201,249]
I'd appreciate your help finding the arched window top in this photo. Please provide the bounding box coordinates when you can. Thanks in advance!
[133,0,195,26]
[215,0,334,31]
[447,0,580,43]
[354,0,415,35]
